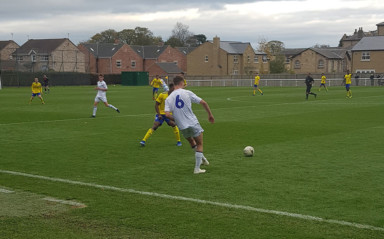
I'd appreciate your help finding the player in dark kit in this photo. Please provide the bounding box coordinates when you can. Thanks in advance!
[305,73,317,100]
[43,75,50,93]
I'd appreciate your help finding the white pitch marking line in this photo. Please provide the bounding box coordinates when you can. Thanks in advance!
[0,188,14,193]
[0,113,152,126]
[42,197,86,208]
[0,169,383,232]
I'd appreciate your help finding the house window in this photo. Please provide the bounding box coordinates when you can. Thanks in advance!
[233,70,239,75]
[361,52,370,61]
[247,56,250,63]
[262,55,268,63]
[318,59,324,69]
[294,60,301,69]
[285,57,290,64]
[16,56,23,61]
[131,60,136,68]
[41,55,49,61]
[254,56,259,63]
[204,55,208,62]
[31,55,36,62]
[116,60,122,68]
[234,55,239,64]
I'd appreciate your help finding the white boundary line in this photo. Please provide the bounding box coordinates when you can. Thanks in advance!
[0,169,383,232]
[42,197,86,208]
[0,188,14,193]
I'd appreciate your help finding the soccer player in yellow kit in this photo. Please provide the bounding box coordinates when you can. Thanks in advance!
[150,75,162,100]
[253,73,264,96]
[318,73,328,92]
[29,77,45,104]
[344,70,352,98]
[140,83,182,147]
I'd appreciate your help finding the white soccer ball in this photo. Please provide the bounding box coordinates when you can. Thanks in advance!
[243,146,254,157]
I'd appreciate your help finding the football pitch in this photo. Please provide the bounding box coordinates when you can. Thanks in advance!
[1,85,384,238]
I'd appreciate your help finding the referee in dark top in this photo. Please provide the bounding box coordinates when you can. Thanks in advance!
[305,73,317,100]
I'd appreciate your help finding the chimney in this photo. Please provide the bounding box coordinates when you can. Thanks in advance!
[357,27,364,38]
[377,22,384,36]
[213,36,220,49]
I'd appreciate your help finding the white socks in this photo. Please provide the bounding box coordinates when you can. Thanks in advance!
[108,104,117,110]
[195,151,203,170]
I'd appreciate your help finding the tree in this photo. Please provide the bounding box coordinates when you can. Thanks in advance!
[88,29,118,43]
[166,22,194,47]
[87,27,163,45]
[258,39,286,74]
[269,54,286,73]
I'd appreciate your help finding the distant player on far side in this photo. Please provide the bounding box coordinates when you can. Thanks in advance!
[91,74,120,117]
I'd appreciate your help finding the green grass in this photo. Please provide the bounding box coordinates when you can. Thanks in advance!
[1,85,384,238]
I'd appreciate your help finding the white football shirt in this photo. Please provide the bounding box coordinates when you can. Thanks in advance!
[165,88,202,130]
[96,81,107,98]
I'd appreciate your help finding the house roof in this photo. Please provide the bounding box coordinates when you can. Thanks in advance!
[176,47,196,55]
[311,47,347,59]
[130,45,168,59]
[281,48,307,56]
[81,43,124,58]
[156,62,182,74]
[377,22,384,26]
[352,36,384,51]
[219,41,250,54]
[14,38,68,55]
[0,40,18,50]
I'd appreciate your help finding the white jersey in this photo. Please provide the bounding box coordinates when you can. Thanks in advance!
[160,79,169,92]
[165,88,202,130]
[96,80,108,98]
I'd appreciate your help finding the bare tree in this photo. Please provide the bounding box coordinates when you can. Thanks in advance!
[166,22,194,47]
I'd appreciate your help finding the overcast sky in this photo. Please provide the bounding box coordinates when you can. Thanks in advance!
[1,0,384,48]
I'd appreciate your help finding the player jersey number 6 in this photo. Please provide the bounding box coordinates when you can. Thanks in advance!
[176,95,184,108]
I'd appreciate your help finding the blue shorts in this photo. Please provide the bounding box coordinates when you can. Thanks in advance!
[153,87,159,93]
[345,84,350,91]
[320,83,325,86]
[155,114,171,125]
[32,93,41,97]
[254,84,259,88]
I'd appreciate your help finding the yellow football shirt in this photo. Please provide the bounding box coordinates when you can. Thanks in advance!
[321,75,326,84]
[254,76,260,85]
[156,92,168,115]
[31,82,42,94]
[345,74,352,84]
[151,78,162,88]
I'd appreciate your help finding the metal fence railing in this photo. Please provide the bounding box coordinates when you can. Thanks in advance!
[185,78,384,87]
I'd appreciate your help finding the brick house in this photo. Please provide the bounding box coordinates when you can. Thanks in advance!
[187,36,269,76]
[130,45,186,77]
[0,40,19,70]
[351,22,384,74]
[78,43,142,74]
[13,38,85,72]
[287,47,349,74]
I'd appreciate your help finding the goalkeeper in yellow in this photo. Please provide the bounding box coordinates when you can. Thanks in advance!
[344,70,352,98]
[29,77,45,104]
[140,83,182,147]
[318,73,328,92]
[253,73,264,96]
[150,75,162,100]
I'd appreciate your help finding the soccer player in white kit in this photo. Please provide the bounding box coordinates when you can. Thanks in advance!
[165,76,215,174]
[92,74,120,117]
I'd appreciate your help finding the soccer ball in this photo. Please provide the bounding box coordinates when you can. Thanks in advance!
[243,146,254,157]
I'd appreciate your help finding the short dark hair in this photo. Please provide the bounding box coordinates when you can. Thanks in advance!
[173,76,184,86]
[98,73,104,77]
[169,83,174,88]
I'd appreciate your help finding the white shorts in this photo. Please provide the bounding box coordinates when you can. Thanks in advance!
[95,96,107,103]
[180,123,204,138]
